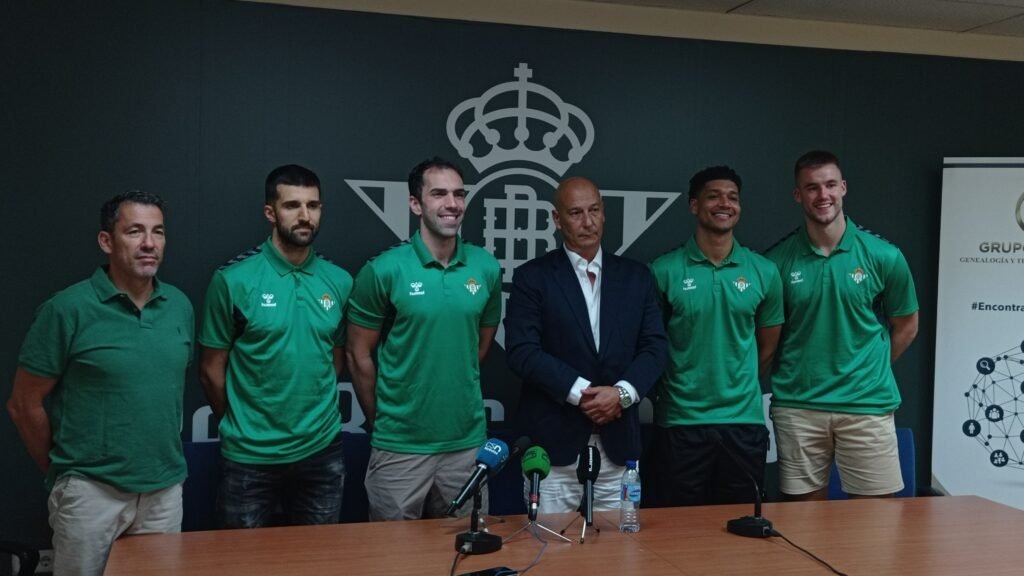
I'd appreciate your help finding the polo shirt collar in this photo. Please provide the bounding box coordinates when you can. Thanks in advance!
[90,266,166,303]
[800,216,855,256]
[682,236,742,266]
[411,231,465,268]
[262,237,316,276]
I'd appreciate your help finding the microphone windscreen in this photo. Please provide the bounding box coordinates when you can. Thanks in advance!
[576,445,601,483]
[587,445,601,481]
[512,436,532,456]
[522,446,551,479]
[476,438,510,471]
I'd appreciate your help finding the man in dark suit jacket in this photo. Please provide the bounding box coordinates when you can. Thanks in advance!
[505,176,668,514]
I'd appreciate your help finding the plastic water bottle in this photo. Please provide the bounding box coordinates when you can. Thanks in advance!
[619,459,641,533]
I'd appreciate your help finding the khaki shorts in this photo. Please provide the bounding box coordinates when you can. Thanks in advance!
[365,446,486,521]
[48,475,182,576]
[770,406,903,496]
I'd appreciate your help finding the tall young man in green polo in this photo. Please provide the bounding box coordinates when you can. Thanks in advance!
[199,164,353,527]
[8,191,193,576]
[649,166,783,506]
[766,150,919,500]
[346,157,502,520]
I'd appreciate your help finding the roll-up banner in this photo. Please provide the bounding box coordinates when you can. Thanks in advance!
[933,158,1024,509]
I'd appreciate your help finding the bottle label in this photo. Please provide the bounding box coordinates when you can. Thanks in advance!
[621,483,641,503]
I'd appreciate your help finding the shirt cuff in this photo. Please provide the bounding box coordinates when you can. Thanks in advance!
[614,381,639,404]
[566,377,591,406]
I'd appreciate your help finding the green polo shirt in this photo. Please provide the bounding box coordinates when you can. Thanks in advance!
[651,238,783,426]
[765,218,919,414]
[18,267,193,492]
[348,232,501,454]
[199,238,352,464]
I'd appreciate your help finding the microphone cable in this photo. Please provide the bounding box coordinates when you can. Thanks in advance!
[770,529,849,576]
[449,542,472,576]
[515,537,547,575]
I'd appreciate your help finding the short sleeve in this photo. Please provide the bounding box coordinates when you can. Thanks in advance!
[198,271,235,349]
[882,249,919,317]
[347,262,390,330]
[480,259,502,327]
[756,264,785,328]
[18,298,73,379]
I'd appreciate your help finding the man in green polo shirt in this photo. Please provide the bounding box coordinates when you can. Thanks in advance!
[765,150,919,501]
[8,190,193,576]
[346,157,501,521]
[650,166,783,507]
[199,164,353,528]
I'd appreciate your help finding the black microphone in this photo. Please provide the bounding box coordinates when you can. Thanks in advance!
[708,429,773,538]
[522,446,551,522]
[575,445,601,526]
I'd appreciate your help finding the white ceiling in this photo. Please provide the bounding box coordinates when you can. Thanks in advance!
[585,0,1024,36]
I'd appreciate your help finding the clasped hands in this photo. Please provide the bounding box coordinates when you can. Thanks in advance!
[580,385,622,426]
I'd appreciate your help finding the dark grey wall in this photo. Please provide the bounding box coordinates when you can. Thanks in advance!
[3,0,1023,548]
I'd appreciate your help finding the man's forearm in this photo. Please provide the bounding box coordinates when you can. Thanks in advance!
[7,402,52,473]
[347,354,378,430]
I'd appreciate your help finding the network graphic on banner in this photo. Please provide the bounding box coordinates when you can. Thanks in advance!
[961,341,1024,470]
[347,63,681,348]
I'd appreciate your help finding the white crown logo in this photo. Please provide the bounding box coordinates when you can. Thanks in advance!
[446,63,594,177]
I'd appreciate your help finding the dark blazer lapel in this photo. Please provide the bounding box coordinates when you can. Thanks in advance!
[598,253,619,358]
[552,250,598,353]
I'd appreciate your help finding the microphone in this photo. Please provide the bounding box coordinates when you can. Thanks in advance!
[708,429,773,538]
[446,438,510,517]
[575,445,601,526]
[522,446,551,521]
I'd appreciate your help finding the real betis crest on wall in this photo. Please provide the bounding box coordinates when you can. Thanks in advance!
[346,63,681,347]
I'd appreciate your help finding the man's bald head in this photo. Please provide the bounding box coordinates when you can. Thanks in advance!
[552,176,605,261]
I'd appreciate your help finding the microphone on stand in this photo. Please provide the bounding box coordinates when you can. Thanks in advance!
[447,438,510,517]
[708,429,773,538]
[575,445,601,526]
[522,446,551,522]
[452,437,532,555]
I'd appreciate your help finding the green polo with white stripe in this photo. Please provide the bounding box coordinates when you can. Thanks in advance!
[651,238,783,426]
[347,231,502,454]
[199,238,353,464]
[765,217,919,414]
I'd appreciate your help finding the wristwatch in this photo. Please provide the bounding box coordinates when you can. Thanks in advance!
[617,386,634,409]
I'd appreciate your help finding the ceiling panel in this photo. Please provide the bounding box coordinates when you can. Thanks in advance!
[970,13,1024,35]
[733,0,1022,32]
[585,0,1024,36]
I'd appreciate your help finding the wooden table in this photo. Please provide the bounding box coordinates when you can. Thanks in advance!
[105,496,1018,575]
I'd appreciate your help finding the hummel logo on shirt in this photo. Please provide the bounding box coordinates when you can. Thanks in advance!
[682,278,697,291]
[409,281,425,296]
[789,271,804,285]
[261,293,277,307]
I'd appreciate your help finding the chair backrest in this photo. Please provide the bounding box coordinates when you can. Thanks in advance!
[0,540,40,576]
[827,427,916,499]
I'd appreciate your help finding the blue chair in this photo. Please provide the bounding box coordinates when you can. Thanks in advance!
[827,427,916,499]
[181,440,221,531]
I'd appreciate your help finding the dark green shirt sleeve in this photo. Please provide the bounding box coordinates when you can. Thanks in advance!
[198,271,235,349]
[18,298,72,379]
